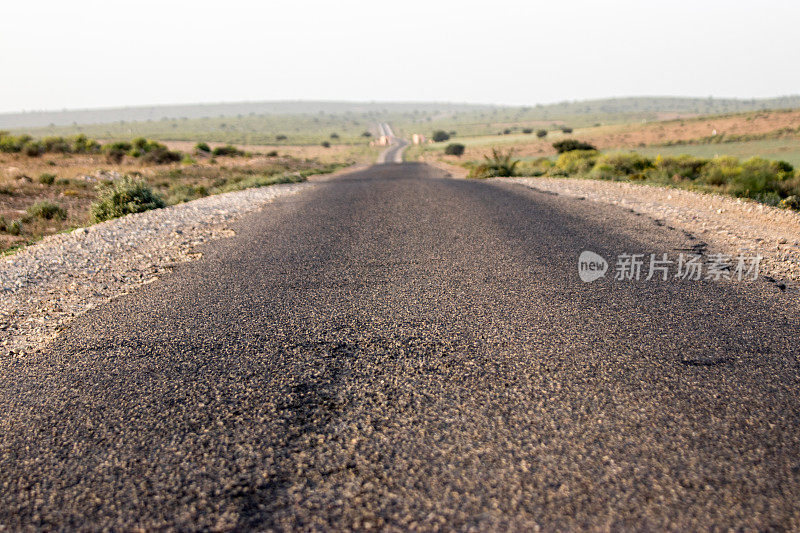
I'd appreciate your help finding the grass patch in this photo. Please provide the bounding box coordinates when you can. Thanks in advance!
[91,177,166,222]
[504,149,800,209]
[467,148,521,178]
[26,201,67,220]
[38,172,56,185]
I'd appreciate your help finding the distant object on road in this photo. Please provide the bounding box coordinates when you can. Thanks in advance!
[412,133,427,145]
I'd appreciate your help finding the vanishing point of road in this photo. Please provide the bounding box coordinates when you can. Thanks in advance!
[1,148,799,529]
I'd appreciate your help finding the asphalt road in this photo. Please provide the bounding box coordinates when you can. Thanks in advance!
[2,163,799,531]
[375,123,407,164]
[376,139,408,165]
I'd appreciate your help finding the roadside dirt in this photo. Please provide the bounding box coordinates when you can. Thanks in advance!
[425,109,800,161]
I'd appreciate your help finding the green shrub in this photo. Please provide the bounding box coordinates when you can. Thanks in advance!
[72,134,101,153]
[431,130,450,142]
[545,148,798,205]
[553,139,596,153]
[7,220,22,235]
[536,129,548,138]
[592,152,653,176]
[556,150,599,173]
[469,148,520,178]
[0,135,24,153]
[90,177,165,222]
[105,148,126,164]
[654,154,708,180]
[321,141,331,148]
[38,173,57,185]
[444,143,465,157]
[724,157,786,199]
[103,141,131,163]
[522,128,533,134]
[698,156,738,186]
[330,133,339,139]
[140,147,182,164]
[41,137,71,153]
[195,142,211,153]
[266,150,279,157]
[516,158,552,177]
[560,126,574,134]
[0,133,101,155]
[361,131,372,138]
[131,137,149,151]
[775,160,794,174]
[275,134,287,141]
[27,201,67,220]
[23,142,43,157]
[104,141,133,153]
[128,139,179,161]
[211,144,243,157]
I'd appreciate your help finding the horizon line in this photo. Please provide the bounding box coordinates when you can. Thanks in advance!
[3,94,800,117]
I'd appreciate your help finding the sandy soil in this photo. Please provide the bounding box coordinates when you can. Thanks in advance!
[423,109,800,161]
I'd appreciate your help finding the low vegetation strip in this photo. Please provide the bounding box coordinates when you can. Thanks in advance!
[465,144,800,211]
[0,130,349,253]
[505,176,800,285]
[0,181,311,358]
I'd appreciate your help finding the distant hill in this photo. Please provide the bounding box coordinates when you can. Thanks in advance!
[0,101,495,130]
[2,96,800,130]
[522,96,800,118]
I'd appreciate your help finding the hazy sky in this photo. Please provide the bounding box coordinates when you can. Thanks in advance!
[2,0,799,113]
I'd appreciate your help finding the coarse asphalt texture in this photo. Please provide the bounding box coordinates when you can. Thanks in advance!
[1,162,799,531]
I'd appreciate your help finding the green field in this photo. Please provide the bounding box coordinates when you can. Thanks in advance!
[634,139,800,167]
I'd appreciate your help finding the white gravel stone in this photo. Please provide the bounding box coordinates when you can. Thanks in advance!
[0,183,310,357]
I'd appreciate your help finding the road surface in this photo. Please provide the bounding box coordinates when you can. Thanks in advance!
[1,163,799,530]
[375,122,407,164]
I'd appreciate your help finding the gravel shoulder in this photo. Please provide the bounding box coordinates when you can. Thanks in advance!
[504,176,800,286]
[0,182,311,357]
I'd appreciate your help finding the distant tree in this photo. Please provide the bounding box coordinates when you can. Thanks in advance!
[361,131,372,137]
[503,129,512,135]
[275,134,287,141]
[522,128,533,134]
[536,129,548,138]
[431,130,450,142]
[195,142,211,153]
[321,141,331,148]
[560,126,574,134]
[444,143,466,157]
[552,139,597,153]
[330,133,339,139]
